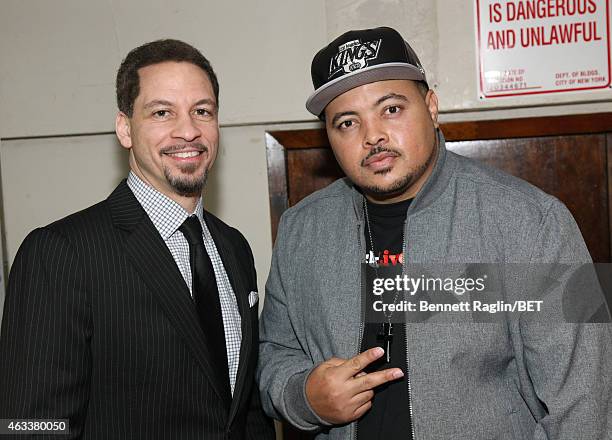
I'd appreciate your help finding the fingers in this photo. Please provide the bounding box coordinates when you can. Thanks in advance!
[352,400,373,419]
[338,347,385,378]
[353,367,404,393]
[352,389,375,408]
[326,357,345,367]
[305,352,403,425]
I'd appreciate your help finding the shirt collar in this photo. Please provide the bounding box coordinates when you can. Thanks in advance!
[127,171,204,240]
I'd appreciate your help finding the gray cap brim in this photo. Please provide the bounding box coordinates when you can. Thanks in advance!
[305,62,426,116]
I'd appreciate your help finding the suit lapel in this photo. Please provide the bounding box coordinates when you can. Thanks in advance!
[107,181,232,408]
[204,212,253,424]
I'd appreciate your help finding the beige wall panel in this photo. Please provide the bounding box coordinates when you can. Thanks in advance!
[205,125,273,302]
[1,135,128,262]
[0,0,327,138]
[0,0,121,138]
[110,0,327,126]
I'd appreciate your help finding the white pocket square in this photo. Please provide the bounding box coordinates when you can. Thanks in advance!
[248,291,259,308]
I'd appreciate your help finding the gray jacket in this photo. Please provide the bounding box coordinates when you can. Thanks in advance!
[258,132,612,439]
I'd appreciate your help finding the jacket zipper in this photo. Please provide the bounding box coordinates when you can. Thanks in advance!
[406,354,416,440]
[404,218,416,440]
[352,216,416,440]
[353,219,416,439]
[353,222,364,440]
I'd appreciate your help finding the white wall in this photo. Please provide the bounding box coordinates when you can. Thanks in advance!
[0,0,327,138]
[1,135,129,262]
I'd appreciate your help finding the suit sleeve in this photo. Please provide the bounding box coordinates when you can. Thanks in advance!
[0,228,91,438]
[257,214,329,432]
[519,200,612,439]
[236,231,276,440]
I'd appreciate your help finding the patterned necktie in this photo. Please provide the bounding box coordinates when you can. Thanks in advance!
[179,215,230,400]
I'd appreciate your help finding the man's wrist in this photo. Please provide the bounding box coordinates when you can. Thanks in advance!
[284,367,333,429]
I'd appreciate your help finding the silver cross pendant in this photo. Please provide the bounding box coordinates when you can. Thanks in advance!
[377,322,394,363]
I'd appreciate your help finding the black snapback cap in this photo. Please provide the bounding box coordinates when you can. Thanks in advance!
[306,26,427,117]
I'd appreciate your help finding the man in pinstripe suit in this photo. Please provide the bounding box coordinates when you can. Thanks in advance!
[0,40,275,439]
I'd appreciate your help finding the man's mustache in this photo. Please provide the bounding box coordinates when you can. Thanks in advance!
[361,146,400,167]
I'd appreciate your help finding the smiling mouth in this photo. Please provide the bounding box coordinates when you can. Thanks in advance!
[164,151,203,159]
[161,143,208,161]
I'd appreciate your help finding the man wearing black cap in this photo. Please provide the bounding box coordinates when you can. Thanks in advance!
[258,27,611,439]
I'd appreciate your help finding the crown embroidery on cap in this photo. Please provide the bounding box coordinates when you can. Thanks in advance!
[328,39,382,78]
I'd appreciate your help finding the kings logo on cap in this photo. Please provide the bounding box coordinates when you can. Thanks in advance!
[328,39,381,79]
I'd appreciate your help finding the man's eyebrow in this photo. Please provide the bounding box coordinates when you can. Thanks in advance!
[375,93,408,106]
[143,98,218,110]
[194,98,217,108]
[330,111,357,127]
[330,93,409,126]
[143,99,174,110]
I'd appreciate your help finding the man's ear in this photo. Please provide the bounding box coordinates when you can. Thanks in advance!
[115,112,132,149]
[425,90,439,128]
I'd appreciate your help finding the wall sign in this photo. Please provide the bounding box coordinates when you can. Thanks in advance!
[476,0,611,98]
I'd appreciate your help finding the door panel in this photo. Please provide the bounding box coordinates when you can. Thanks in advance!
[447,134,609,262]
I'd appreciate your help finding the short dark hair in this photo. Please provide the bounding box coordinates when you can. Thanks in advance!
[116,39,219,117]
[415,80,429,97]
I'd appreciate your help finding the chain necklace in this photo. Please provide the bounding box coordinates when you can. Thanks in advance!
[363,197,404,363]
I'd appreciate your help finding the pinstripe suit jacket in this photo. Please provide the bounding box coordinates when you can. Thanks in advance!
[0,180,275,439]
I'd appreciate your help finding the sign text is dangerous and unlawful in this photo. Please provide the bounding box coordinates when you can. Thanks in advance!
[476,0,611,97]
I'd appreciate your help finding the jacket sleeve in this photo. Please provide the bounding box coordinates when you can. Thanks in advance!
[519,199,612,439]
[0,228,91,439]
[236,230,276,440]
[257,214,330,432]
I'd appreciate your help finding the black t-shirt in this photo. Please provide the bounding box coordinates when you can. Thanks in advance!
[357,197,413,440]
